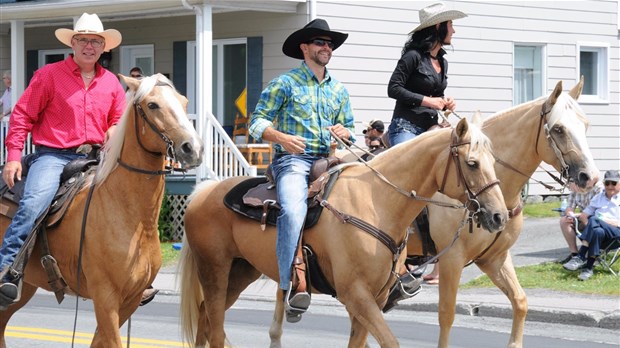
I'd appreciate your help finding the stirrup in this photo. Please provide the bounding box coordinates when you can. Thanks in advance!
[284,282,311,323]
[382,272,422,313]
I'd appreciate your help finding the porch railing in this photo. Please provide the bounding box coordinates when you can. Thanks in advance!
[1,116,35,164]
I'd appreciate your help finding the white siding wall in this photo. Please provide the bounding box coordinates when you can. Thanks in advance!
[315,0,619,196]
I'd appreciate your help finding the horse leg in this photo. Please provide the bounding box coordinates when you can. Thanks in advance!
[195,255,233,348]
[340,285,398,347]
[476,252,527,348]
[269,289,285,348]
[436,256,465,348]
[348,312,371,348]
[0,282,37,348]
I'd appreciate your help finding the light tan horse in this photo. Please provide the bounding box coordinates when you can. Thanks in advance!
[0,73,203,348]
[407,79,599,348]
[179,117,508,348]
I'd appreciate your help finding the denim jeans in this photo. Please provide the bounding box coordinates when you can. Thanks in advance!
[270,153,317,290]
[579,216,620,257]
[387,118,426,146]
[0,149,84,274]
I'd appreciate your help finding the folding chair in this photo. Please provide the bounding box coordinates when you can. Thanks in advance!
[598,236,620,276]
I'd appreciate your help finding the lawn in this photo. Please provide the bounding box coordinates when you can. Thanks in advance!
[461,261,620,296]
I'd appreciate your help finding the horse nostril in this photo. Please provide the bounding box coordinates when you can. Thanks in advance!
[181,142,193,155]
[493,213,505,226]
[578,171,590,186]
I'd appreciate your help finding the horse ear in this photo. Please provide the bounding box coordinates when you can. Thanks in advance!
[455,117,469,139]
[568,75,584,100]
[543,81,563,113]
[471,110,483,127]
[118,73,140,91]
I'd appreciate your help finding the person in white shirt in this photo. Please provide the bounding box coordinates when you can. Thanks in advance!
[0,70,11,119]
[563,170,620,280]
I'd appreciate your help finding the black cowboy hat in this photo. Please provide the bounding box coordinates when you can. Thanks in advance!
[282,18,348,60]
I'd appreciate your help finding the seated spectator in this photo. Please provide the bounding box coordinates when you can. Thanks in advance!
[559,182,602,263]
[563,170,620,281]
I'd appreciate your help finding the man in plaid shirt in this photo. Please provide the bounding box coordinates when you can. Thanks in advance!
[559,182,602,263]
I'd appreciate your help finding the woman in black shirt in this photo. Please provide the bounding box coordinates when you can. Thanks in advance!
[387,3,467,146]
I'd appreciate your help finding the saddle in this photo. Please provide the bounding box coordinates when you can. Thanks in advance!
[223,156,342,230]
[0,145,100,304]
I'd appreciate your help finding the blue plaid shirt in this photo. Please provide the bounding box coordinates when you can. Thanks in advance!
[249,62,355,156]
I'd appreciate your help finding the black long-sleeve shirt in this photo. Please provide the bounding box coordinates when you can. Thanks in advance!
[387,48,448,131]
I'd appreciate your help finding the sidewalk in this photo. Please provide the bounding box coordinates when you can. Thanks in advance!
[153,217,620,330]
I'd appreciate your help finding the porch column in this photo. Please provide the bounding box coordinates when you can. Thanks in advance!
[10,20,25,104]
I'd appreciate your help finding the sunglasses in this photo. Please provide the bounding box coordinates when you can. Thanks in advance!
[306,39,335,49]
[604,181,618,186]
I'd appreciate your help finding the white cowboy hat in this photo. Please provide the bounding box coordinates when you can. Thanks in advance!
[55,13,122,52]
[410,2,467,33]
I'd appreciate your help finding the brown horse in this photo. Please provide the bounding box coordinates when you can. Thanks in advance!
[0,73,203,348]
[179,117,508,348]
[407,79,599,348]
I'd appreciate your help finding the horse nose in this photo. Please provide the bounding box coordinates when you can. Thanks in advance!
[180,141,194,155]
[493,212,507,229]
[578,171,591,186]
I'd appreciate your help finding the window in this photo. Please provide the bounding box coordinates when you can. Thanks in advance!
[513,45,544,104]
[187,39,247,128]
[578,43,609,102]
[38,49,72,67]
[120,44,155,78]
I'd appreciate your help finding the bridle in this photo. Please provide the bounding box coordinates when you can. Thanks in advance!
[438,129,500,219]
[117,83,179,176]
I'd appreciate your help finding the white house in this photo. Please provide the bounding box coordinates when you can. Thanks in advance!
[1,0,619,198]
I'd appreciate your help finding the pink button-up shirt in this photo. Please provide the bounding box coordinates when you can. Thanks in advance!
[5,55,125,162]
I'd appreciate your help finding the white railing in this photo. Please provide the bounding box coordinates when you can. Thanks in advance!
[1,116,35,165]
[196,111,257,182]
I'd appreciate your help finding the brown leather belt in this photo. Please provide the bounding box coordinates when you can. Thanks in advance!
[36,145,82,153]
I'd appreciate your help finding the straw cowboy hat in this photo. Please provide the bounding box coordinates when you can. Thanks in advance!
[282,18,348,59]
[55,13,122,52]
[410,2,467,33]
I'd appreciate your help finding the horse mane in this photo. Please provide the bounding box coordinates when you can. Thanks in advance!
[94,74,175,185]
[482,92,588,130]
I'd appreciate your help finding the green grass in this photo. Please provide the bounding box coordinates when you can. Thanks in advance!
[462,261,620,296]
[160,242,181,267]
[522,201,562,218]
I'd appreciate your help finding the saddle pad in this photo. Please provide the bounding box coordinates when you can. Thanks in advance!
[223,177,324,229]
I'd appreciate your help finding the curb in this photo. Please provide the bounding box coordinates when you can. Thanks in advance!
[153,290,620,330]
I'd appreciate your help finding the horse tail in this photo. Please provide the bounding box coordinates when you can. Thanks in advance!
[178,234,203,348]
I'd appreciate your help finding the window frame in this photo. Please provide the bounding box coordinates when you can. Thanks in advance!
[577,42,609,104]
[512,43,546,105]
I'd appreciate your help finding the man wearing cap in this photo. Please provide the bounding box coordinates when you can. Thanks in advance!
[249,18,355,322]
[0,13,126,308]
[563,170,620,281]
[363,119,385,148]
[387,2,467,145]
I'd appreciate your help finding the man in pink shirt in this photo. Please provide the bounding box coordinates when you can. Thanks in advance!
[0,13,125,307]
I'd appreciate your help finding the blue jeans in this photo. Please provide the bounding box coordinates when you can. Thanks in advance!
[579,216,620,257]
[270,154,317,290]
[387,118,426,146]
[0,149,84,274]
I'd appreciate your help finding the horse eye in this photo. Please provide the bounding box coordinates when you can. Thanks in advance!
[147,102,159,110]
[467,160,479,169]
[553,125,564,134]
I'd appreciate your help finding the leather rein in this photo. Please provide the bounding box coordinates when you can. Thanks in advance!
[322,128,500,273]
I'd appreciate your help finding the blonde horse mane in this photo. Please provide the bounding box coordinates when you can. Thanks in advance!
[483,91,589,130]
[94,74,174,185]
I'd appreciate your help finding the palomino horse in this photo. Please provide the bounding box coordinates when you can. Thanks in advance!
[179,117,508,347]
[0,73,203,348]
[408,79,599,348]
